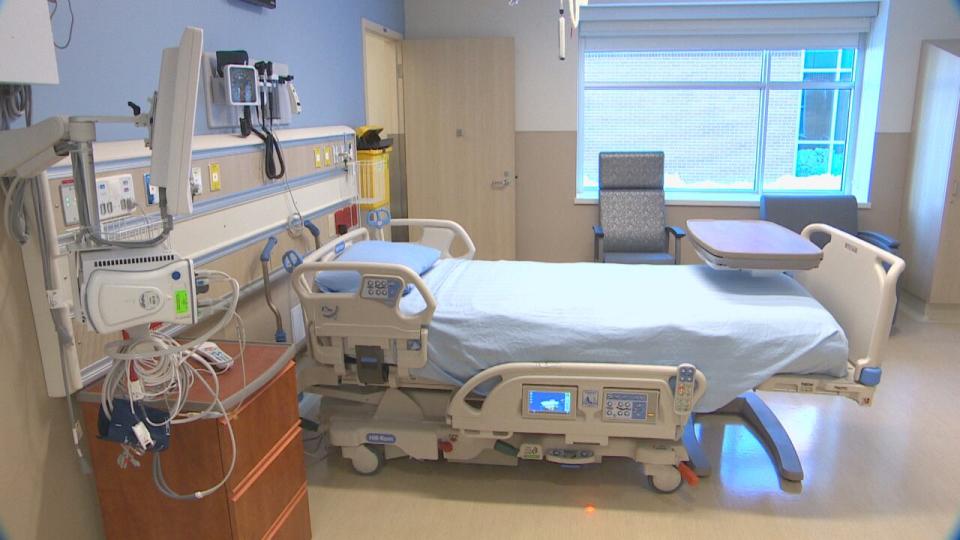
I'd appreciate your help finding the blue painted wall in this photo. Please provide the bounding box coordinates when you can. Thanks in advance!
[32,0,404,141]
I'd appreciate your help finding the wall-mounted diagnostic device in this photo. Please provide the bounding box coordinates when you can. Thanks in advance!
[226,64,259,106]
[522,386,577,419]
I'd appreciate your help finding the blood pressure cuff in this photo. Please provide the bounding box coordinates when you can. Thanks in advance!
[97,398,171,452]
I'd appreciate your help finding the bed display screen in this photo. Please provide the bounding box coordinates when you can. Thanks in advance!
[527,390,572,415]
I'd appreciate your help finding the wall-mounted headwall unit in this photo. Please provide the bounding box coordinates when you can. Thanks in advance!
[21,126,359,396]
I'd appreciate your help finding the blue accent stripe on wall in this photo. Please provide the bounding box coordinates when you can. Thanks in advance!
[33,0,404,141]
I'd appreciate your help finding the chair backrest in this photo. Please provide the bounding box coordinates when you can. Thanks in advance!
[759,194,859,248]
[599,152,667,253]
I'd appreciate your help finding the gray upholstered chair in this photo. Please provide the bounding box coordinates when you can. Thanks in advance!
[592,152,685,264]
[759,194,899,253]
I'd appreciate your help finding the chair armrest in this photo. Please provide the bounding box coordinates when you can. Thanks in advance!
[857,230,900,251]
[666,225,686,239]
[593,224,604,238]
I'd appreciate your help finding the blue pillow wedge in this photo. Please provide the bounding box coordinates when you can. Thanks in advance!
[314,240,441,294]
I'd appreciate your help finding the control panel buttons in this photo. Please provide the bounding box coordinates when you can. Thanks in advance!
[601,389,659,424]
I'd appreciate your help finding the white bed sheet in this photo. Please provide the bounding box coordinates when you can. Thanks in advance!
[399,259,849,412]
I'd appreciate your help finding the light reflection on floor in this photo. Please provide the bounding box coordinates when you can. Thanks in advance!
[695,401,825,496]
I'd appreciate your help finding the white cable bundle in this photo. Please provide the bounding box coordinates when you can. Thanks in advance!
[100,269,243,500]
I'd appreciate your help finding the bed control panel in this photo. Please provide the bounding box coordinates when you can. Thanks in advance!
[521,385,577,420]
[673,364,697,414]
[360,275,404,306]
[601,389,659,424]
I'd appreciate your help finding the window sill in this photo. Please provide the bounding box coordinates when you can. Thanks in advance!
[574,195,872,209]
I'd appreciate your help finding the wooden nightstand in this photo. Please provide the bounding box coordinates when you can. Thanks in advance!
[80,343,311,540]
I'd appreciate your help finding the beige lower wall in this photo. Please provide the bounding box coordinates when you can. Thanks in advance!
[516,131,911,264]
[0,213,103,538]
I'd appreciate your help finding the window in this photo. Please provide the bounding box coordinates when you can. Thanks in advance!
[578,48,860,201]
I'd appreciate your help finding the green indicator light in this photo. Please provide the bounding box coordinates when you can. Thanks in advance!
[175,290,189,315]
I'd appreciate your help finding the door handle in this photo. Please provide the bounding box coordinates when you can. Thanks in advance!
[491,171,512,189]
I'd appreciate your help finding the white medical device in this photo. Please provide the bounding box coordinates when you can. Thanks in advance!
[510,0,587,60]
[148,27,204,217]
[225,64,259,106]
[79,247,198,334]
[287,81,302,115]
[0,0,59,84]
[672,364,697,414]
[0,27,205,332]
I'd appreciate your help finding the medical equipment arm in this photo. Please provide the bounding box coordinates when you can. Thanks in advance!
[0,117,70,179]
[260,236,286,342]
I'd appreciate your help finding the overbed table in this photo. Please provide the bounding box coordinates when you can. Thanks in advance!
[686,219,823,271]
[682,219,823,484]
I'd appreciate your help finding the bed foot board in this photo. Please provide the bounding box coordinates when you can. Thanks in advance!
[708,392,804,483]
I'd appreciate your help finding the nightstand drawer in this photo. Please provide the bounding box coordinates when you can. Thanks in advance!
[266,485,311,540]
[221,362,299,491]
[230,426,306,540]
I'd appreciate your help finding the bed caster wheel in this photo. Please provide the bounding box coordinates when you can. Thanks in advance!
[648,467,683,494]
[351,444,385,475]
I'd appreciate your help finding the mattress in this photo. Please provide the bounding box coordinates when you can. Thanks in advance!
[397,259,850,412]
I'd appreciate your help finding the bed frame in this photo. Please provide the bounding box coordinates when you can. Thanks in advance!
[290,220,904,493]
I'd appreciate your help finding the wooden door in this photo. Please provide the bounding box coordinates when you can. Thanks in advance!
[363,27,408,233]
[402,38,516,260]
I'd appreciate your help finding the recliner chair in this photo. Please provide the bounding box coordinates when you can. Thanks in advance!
[759,194,899,253]
[592,151,685,264]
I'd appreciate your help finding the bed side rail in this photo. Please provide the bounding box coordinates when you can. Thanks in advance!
[388,218,476,260]
[447,362,707,444]
[796,224,905,382]
[291,261,437,375]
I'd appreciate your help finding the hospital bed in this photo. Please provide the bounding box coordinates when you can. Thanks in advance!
[290,218,903,493]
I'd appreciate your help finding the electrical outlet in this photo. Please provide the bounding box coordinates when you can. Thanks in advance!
[190,167,203,196]
[209,163,222,192]
[314,147,324,168]
[143,173,158,205]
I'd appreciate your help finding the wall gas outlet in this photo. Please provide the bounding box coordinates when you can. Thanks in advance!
[314,147,324,168]
[143,173,158,205]
[190,167,203,196]
[96,174,137,221]
[209,163,222,191]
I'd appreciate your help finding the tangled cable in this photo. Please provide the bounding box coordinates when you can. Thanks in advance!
[99,269,243,499]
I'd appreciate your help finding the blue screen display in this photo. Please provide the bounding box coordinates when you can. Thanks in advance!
[528,390,572,415]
